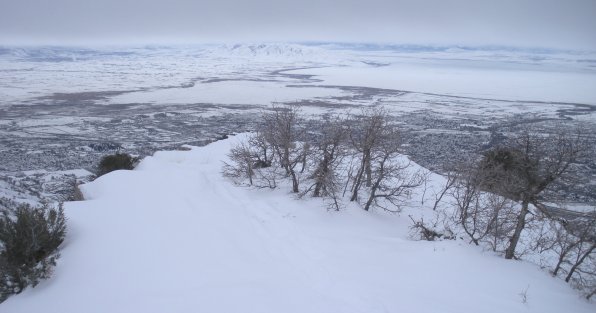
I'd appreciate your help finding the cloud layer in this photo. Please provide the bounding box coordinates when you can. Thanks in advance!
[1,0,595,49]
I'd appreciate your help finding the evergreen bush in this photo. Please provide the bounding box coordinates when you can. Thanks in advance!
[0,202,66,302]
[97,153,136,176]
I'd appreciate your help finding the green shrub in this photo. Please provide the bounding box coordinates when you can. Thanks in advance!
[0,202,66,302]
[97,153,136,176]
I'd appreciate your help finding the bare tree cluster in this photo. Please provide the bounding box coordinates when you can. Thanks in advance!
[450,170,518,249]
[479,130,586,260]
[223,105,424,212]
[531,212,596,299]
[432,127,595,298]
[346,108,426,212]
[224,107,595,298]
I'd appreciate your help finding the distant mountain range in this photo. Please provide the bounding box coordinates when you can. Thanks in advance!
[1,43,595,73]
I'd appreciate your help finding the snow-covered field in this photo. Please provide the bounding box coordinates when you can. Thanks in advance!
[2,44,596,108]
[2,135,594,312]
[288,62,596,104]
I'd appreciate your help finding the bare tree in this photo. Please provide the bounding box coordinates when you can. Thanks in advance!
[562,230,595,300]
[565,244,595,281]
[343,108,426,212]
[248,133,273,169]
[222,141,257,185]
[260,104,305,193]
[431,170,457,211]
[362,132,426,212]
[562,216,596,284]
[450,163,517,247]
[545,219,584,277]
[450,164,485,245]
[478,128,585,259]
[348,107,388,202]
[308,116,347,200]
[446,127,595,296]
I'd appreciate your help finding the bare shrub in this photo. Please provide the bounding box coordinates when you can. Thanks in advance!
[408,215,454,241]
[431,170,457,211]
[223,141,258,185]
[537,215,596,300]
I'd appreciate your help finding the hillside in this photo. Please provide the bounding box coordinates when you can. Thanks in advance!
[1,134,593,313]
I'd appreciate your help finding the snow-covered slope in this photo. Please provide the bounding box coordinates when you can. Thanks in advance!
[2,135,593,313]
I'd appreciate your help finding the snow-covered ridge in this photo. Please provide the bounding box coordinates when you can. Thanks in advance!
[0,43,348,64]
[0,43,330,59]
[2,43,594,70]
[226,43,320,56]
[0,46,139,62]
[2,135,593,313]
[204,43,347,62]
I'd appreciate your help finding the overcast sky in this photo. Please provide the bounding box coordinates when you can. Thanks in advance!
[1,0,595,50]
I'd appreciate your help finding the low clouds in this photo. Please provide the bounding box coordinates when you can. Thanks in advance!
[1,0,595,49]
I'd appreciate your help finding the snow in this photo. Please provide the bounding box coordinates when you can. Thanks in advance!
[288,63,596,104]
[0,44,347,106]
[205,43,347,62]
[2,134,593,313]
[3,44,595,108]
[109,80,344,106]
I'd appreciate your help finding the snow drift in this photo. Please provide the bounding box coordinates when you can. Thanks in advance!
[2,135,593,313]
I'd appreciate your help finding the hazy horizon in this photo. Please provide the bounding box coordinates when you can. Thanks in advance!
[1,0,595,51]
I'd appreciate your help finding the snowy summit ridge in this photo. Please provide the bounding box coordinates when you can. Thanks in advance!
[2,135,593,313]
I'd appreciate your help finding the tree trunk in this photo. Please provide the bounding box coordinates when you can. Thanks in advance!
[350,157,367,202]
[504,199,530,259]
[552,252,566,276]
[289,168,299,193]
[300,144,308,174]
[363,156,387,211]
[247,162,253,185]
[365,150,372,187]
[313,182,322,197]
[553,242,578,276]
[565,243,595,282]
[432,174,455,211]
[313,155,329,197]
[282,147,291,175]
[363,177,381,211]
